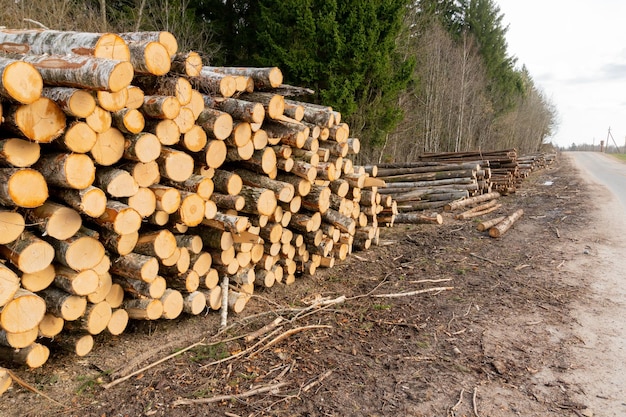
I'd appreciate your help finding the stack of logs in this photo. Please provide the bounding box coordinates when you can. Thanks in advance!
[517,152,557,180]
[418,149,519,194]
[0,29,390,373]
[371,161,491,215]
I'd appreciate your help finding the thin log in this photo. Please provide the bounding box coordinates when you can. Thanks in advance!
[489,209,524,238]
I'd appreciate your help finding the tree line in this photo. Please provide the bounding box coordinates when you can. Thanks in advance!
[0,0,558,164]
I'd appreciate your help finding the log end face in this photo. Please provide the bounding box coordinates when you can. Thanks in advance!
[8,169,48,208]
[109,61,135,93]
[4,61,43,104]
[144,42,171,76]
[95,33,131,62]
[66,153,96,189]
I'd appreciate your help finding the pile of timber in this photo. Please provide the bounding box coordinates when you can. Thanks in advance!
[0,29,390,372]
[418,149,519,194]
[517,152,557,180]
[370,161,491,216]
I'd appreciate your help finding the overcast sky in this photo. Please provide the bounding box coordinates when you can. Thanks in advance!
[496,0,626,149]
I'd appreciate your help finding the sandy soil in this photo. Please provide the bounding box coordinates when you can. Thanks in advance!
[1,153,625,417]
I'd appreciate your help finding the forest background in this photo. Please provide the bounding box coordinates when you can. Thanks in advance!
[0,0,558,164]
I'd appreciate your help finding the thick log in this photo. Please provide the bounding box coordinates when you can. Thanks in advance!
[0,230,54,273]
[173,191,206,227]
[18,263,55,293]
[0,288,46,333]
[0,327,38,348]
[171,51,202,76]
[65,301,112,335]
[54,121,97,154]
[476,216,506,232]
[38,313,64,338]
[134,229,178,260]
[0,264,20,307]
[157,147,195,182]
[110,252,159,283]
[182,291,206,315]
[127,40,170,75]
[123,298,163,320]
[205,96,265,124]
[97,88,128,112]
[173,107,196,134]
[393,212,443,225]
[41,86,96,118]
[160,289,184,319]
[238,92,285,119]
[322,208,356,234]
[238,185,278,216]
[0,29,130,61]
[3,98,66,143]
[53,186,107,218]
[444,191,501,211]
[85,105,112,133]
[235,169,294,203]
[56,333,94,357]
[87,271,113,304]
[47,233,105,272]
[0,210,25,245]
[92,201,142,235]
[0,56,42,103]
[95,167,139,198]
[52,266,98,296]
[180,124,208,153]
[141,95,180,120]
[150,184,182,214]
[204,66,283,89]
[119,31,178,57]
[0,343,49,368]
[111,108,145,135]
[107,308,129,335]
[0,138,40,168]
[91,127,126,166]
[34,153,95,190]
[196,107,234,141]
[114,275,166,299]
[120,186,157,218]
[489,209,524,238]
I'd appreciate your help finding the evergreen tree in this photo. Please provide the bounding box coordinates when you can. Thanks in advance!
[461,0,523,114]
[192,0,414,148]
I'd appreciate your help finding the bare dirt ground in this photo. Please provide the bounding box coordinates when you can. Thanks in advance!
[1,153,621,417]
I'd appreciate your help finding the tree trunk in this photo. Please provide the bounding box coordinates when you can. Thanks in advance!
[197,108,234,140]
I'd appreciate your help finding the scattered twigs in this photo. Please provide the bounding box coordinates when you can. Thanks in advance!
[172,381,289,406]
[449,388,465,417]
[249,325,332,359]
[408,278,453,284]
[6,369,66,408]
[372,286,454,298]
[302,369,333,393]
[472,386,482,417]
[244,317,284,342]
[469,252,503,267]
[102,339,206,389]
[200,328,284,369]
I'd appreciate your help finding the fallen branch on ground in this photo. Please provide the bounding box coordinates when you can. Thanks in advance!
[172,381,289,406]
[372,287,454,298]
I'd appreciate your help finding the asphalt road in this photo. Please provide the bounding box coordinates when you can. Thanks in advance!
[568,151,626,208]
[563,151,626,416]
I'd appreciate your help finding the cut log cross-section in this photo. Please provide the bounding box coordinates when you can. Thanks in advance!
[0,231,55,274]
[0,289,46,333]
[25,201,82,240]
[0,57,43,104]
[0,138,41,168]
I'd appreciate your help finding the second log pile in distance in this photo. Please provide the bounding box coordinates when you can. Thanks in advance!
[0,29,395,371]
